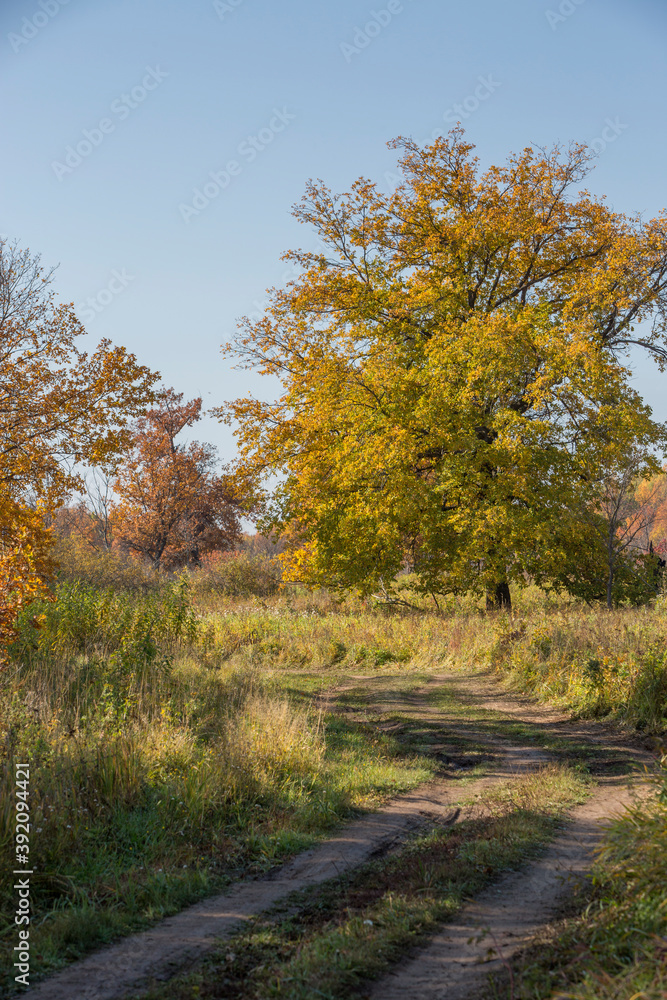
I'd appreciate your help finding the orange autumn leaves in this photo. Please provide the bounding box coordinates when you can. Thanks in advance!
[112,389,241,570]
[0,240,157,658]
[0,235,245,658]
[635,469,667,556]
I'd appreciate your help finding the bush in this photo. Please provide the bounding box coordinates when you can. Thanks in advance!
[53,537,159,593]
[189,551,282,598]
[10,578,200,663]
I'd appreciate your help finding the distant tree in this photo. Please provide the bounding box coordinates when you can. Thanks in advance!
[556,449,667,608]
[601,458,667,603]
[113,389,241,570]
[53,470,117,553]
[239,531,288,557]
[634,466,667,556]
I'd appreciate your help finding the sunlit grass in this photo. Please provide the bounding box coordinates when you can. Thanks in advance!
[2,567,666,992]
[0,583,438,988]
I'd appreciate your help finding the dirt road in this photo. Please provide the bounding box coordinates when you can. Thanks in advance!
[22,671,652,1000]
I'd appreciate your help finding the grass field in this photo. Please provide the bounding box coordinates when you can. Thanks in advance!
[1,563,666,995]
[0,580,440,987]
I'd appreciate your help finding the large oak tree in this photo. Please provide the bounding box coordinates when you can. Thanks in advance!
[220,131,667,608]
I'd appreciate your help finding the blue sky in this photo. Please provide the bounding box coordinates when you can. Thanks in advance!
[1,0,666,458]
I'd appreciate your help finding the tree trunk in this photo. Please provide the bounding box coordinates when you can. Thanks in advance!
[486,581,512,612]
[606,536,614,610]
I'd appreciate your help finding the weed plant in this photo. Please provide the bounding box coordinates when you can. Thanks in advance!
[492,600,667,731]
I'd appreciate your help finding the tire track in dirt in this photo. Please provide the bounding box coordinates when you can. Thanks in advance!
[365,670,653,999]
[21,672,651,1000]
[369,775,641,1000]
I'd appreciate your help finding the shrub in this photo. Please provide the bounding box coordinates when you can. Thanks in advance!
[53,537,158,593]
[9,578,200,663]
[189,551,282,598]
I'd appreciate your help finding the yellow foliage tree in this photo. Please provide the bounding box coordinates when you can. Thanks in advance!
[0,507,54,654]
[0,240,158,656]
[219,131,667,609]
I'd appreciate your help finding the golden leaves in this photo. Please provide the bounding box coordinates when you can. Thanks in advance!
[220,130,667,599]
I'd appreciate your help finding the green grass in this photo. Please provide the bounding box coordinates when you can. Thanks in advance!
[0,587,444,992]
[487,607,667,734]
[131,765,589,1000]
[0,692,436,992]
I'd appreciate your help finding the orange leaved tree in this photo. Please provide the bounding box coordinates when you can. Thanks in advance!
[113,389,242,570]
[634,467,667,556]
[0,239,157,657]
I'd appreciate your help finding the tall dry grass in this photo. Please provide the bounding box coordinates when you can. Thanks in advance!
[0,575,435,985]
[488,599,667,730]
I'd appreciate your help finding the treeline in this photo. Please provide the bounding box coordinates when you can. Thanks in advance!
[50,389,245,574]
[4,128,667,653]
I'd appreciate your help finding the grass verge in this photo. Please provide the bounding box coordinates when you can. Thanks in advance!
[1,643,438,993]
